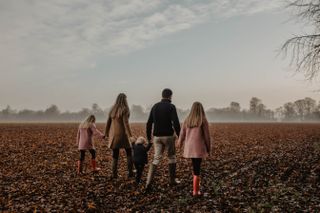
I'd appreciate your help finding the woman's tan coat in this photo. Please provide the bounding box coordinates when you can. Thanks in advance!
[105,114,132,149]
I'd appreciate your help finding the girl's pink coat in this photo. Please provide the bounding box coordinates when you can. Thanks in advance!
[178,120,211,158]
[76,124,104,150]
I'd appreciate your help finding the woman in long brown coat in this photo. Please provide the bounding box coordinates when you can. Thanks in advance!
[105,93,134,179]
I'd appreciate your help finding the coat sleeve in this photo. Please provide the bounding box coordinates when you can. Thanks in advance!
[76,128,80,146]
[104,116,112,137]
[91,123,104,138]
[171,105,181,137]
[177,123,186,147]
[202,120,211,153]
[123,114,132,138]
[146,107,154,141]
[146,142,153,152]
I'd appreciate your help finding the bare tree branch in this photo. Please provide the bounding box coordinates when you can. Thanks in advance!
[282,0,320,80]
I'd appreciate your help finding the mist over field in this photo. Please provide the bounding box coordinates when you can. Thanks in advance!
[1,97,320,122]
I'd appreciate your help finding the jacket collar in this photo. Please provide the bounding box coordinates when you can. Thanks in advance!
[161,98,172,103]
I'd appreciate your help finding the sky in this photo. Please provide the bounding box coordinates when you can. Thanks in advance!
[1,0,319,111]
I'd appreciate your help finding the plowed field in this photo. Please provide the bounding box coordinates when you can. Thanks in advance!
[1,123,320,212]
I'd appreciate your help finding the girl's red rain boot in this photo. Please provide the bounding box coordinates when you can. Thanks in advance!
[197,176,201,196]
[91,159,101,172]
[193,175,199,196]
[193,175,201,196]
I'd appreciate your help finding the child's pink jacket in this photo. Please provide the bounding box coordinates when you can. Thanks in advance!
[178,120,211,158]
[76,124,104,150]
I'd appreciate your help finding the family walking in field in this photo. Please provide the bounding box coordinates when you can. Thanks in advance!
[76,89,211,196]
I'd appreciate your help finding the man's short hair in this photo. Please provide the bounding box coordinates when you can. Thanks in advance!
[162,88,173,99]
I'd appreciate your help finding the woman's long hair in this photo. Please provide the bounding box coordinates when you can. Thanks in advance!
[184,102,207,128]
[79,114,96,128]
[109,93,130,118]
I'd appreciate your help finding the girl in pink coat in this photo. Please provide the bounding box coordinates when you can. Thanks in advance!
[76,115,104,174]
[178,102,211,196]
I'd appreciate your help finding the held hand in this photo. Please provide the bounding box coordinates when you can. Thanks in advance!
[176,140,181,150]
[147,141,153,149]
[129,136,136,143]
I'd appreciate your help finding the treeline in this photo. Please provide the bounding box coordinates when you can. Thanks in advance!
[1,97,320,122]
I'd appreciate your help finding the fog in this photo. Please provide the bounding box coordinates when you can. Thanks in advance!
[1,97,320,123]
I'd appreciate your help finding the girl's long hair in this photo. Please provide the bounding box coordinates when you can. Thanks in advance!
[79,114,96,128]
[184,102,207,128]
[109,93,130,119]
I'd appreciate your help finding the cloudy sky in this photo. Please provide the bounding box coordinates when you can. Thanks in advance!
[0,0,319,111]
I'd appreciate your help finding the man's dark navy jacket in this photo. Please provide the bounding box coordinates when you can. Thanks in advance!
[146,99,181,141]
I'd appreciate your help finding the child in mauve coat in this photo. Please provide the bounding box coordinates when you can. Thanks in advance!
[178,102,211,196]
[76,115,104,174]
[131,137,152,184]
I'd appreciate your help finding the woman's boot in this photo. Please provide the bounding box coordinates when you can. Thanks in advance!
[111,158,118,179]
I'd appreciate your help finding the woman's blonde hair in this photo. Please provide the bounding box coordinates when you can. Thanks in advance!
[79,114,96,128]
[184,102,207,128]
[109,93,130,118]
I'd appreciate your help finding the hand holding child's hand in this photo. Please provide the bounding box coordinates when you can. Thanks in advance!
[177,140,182,150]
[129,137,136,143]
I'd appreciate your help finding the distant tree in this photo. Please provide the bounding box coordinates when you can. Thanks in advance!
[249,97,261,115]
[304,97,316,116]
[91,103,105,120]
[294,99,307,121]
[275,107,285,121]
[130,105,146,121]
[283,102,297,120]
[45,105,60,116]
[92,103,101,113]
[79,108,91,119]
[257,103,266,117]
[18,109,35,120]
[230,102,241,113]
[1,105,15,120]
[2,105,14,116]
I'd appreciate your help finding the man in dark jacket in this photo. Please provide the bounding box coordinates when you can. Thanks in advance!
[132,137,152,184]
[146,88,181,189]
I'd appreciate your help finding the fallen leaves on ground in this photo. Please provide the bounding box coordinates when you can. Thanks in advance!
[0,123,320,212]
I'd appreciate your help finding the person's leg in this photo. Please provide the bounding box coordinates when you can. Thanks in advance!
[192,158,201,176]
[134,162,140,183]
[135,163,144,184]
[80,150,86,161]
[146,137,164,189]
[140,164,145,183]
[77,150,85,174]
[167,136,177,185]
[192,158,202,196]
[89,149,100,172]
[111,149,120,178]
[125,148,134,178]
[89,149,96,159]
[152,137,165,166]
